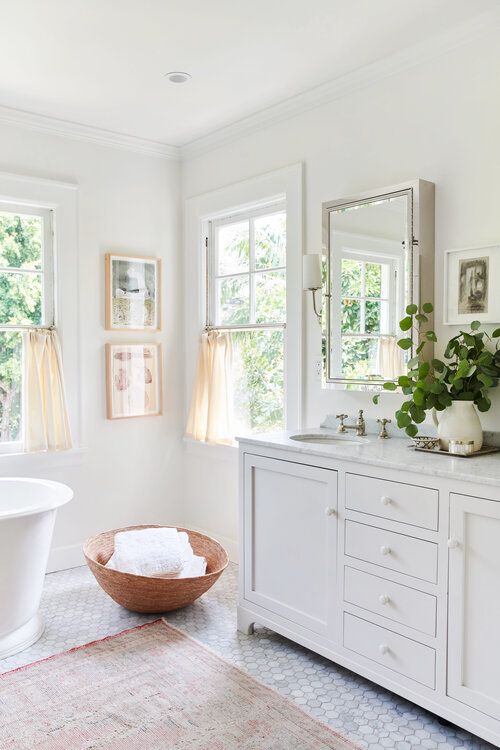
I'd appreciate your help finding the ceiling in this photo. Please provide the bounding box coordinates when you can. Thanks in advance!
[0,0,497,148]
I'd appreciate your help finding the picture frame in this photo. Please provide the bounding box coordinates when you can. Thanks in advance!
[444,245,500,325]
[106,343,163,419]
[105,253,161,331]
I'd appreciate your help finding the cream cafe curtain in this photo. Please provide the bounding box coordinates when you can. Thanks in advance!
[377,334,405,381]
[23,329,72,452]
[186,330,234,445]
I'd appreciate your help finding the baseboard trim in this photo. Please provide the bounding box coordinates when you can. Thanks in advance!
[47,542,85,573]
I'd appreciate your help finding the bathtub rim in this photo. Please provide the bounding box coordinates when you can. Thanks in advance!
[0,477,73,520]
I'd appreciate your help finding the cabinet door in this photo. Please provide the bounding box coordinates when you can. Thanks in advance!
[243,455,337,635]
[448,493,500,719]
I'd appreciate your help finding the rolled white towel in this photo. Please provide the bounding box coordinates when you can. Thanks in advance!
[107,528,189,577]
[157,555,207,579]
[177,531,195,563]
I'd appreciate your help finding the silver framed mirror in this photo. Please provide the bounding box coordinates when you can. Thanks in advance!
[322,180,434,390]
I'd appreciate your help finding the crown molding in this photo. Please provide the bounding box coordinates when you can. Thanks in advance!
[0,105,180,161]
[180,7,500,160]
[0,8,498,164]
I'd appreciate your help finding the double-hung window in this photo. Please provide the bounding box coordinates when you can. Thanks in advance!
[0,202,54,450]
[340,250,397,379]
[207,202,287,435]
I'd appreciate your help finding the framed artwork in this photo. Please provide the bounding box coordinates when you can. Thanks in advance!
[444,245,500,324]
[105,253,161,331]
[106,343,163,419]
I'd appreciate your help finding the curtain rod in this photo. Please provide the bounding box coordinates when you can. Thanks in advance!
[204,323,286,333]
[0,324,55,332]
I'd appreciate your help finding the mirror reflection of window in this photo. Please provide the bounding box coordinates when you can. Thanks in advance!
[329,195,408,383]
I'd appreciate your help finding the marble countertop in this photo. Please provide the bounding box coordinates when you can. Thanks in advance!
[237,429,500,488]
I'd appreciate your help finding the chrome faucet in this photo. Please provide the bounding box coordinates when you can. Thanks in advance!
[336,409,366,437]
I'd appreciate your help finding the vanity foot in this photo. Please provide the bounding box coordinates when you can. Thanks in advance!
[237,607,255,635]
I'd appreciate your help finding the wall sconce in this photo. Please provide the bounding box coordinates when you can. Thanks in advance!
[303,254,322,324]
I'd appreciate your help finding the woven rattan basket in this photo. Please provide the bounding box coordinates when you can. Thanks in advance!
[83,525,228,613]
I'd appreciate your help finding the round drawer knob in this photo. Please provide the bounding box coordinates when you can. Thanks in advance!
[380,496,392,506]
[379,594,390,605]
[325,506,336,516]
[447,538,459,549]
[378,644,390,655]
[380,545,391,556]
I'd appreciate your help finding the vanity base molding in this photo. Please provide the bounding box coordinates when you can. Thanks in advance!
[238,440,500,747]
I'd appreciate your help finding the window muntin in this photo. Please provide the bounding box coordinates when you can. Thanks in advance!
[208,203,286,435]
[0,203,54,448]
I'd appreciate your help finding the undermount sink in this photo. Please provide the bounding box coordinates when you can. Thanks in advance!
[289,433,368,445]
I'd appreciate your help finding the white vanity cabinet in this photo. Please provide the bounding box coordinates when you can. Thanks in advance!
[448,493,500,721]
[241,454,337,636]
[238,438,500,746]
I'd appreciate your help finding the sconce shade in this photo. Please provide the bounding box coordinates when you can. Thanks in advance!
[303,254,322,290]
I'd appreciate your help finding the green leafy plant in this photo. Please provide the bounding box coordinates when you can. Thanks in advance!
[373,303,500,438]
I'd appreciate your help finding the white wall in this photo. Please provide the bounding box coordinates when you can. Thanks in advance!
[181,30,500,555]
[0,124,183,568]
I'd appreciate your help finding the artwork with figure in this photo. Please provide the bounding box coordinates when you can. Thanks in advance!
[105,254,160,330]
[106,343,162,418]
[458,257,488,315]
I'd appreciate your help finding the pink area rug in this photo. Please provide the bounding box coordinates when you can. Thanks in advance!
[0,620,359,750]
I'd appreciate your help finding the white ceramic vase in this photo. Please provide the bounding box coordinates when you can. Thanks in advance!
[432,401,483,452]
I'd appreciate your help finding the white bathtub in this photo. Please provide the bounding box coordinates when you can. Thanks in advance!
[0,477,73,659]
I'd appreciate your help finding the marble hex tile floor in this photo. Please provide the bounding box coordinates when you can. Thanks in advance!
[0,563,493,750]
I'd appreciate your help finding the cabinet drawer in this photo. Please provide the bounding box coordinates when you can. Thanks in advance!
[346,473,438,530]
[343,613,435,688]
[344,566,437,635]
[345,520,438,583]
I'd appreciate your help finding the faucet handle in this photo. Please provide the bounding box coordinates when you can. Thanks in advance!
[336,414,348,432]
[377,418,392,439]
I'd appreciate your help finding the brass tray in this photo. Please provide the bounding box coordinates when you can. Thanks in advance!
[411,444,500,458]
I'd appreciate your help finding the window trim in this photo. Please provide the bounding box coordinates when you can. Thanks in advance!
[0,171,81,459]
[184,163,303,443]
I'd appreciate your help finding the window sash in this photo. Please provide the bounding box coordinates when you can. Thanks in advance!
[0,202,54,331]
[207,201,286,330]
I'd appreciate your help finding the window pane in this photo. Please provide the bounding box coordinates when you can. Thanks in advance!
[341,298,361,333]
[231,329,284,434]
[217,221,249,275]
[216,275,249,325]
[0,271,42,325]
[365,300,381,333]
[254,211,286,270]
[365,262,382,297]
[341,259,362,297]
[341,336,379,380]
[255,270,286,324]
[0,212,43,270]
[0,331,22,443]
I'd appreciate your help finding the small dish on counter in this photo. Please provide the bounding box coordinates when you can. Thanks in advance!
[411,436,440,450]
